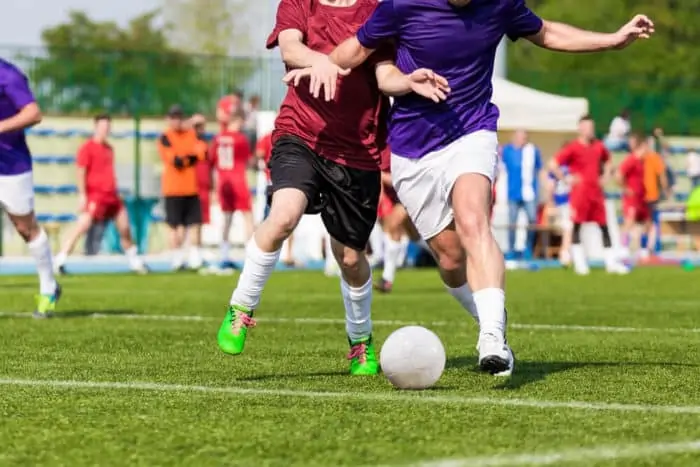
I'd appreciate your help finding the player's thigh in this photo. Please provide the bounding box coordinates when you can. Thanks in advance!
[391,153,451,241]
[318,160,380,252]
[590,197,607,225]
[446,131,498,215]
[233,184,252,212]
[0,172,35,217]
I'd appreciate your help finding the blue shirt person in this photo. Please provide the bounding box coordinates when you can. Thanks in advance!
[501,130,542,257]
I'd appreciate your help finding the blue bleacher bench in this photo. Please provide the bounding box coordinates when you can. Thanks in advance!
[34,185,78,195]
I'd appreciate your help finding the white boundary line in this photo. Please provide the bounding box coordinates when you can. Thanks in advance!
[2,378,700,415]
[1,311,699,334]
[410,440,700,467]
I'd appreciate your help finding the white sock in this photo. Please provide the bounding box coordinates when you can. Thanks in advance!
[472,288,505,340]
[446,283,479,324]
[571,244,588,272]
[369,223,384,259]
[220,241,231,262]
[28,229,57,295]
[341,277,373,341]
[125,245,144,269]
[54,251,67,268]
[396,235,409,267]
[189,246,203,268]
[382,239,402,283]
[230,238,280,309]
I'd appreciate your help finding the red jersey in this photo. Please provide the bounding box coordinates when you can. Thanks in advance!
[256,133,273,181]
[619,154,645,200]
[266,0,392,171]
[195,148,213,192]
[209,131,252,181]
[555,139,610,194]
[76,140,118,197]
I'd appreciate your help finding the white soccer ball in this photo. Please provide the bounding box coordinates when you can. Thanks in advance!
[380,326,446,390]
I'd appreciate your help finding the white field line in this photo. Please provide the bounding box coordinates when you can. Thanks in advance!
[3,378,700,416]
[0,311,699,334]
[411,440,700,467]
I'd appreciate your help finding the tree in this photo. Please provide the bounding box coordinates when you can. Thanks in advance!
[33,10,212,115]
[507,1,700,133]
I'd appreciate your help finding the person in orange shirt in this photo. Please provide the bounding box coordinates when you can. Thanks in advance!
[158,105,207,270]
[635,133,668,260]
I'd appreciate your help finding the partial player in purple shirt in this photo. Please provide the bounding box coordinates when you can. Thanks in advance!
[285,0,654,377]
[0,58,61,317]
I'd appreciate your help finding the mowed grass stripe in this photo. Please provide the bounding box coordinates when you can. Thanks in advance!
[1,311,700,334]
[4,378,700,415]
[411,439,700,467]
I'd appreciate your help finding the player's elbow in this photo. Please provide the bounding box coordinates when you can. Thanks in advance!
[23,103,42,127]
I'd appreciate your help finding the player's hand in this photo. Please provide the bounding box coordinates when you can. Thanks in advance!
[282,57,351,101]
[173,156,185,170]
[186,154,198,166]
[612,14,654,49]
[408,69,450,103]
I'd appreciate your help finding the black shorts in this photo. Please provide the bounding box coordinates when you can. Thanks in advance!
[268,135,381,251]
[164,195,202,227]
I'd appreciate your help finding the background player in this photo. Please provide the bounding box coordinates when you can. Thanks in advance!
[288,2,653,375]
[54,114,147,275]
[0,58,60,317]
[209,109,254,268]
[551,115,629,275]
[544,161,572,266]
[617,132,649,258]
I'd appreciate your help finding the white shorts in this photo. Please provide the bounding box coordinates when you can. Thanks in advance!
[391,130,498,239]
[557,203,573,231]
[0,171,35,216]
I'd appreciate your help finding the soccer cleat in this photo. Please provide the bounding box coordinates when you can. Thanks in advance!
[347,335,379,376]
[477,332,511,375]
[33,283,62,319]
[373,278,393,294]
[217,305,256,355]
[493,344,515,377]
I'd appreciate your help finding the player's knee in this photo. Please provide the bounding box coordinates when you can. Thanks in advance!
[266,210,300,240]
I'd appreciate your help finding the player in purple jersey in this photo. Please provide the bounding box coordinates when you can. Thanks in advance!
[285,0,653,377]
[0,59,61,318]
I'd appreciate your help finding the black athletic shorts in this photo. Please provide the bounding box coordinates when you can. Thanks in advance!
[164,195,202,227]
[267,135,381,251]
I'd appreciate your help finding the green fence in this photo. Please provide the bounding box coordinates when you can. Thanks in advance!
[3,45,699,134]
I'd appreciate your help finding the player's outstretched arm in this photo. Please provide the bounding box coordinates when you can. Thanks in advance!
[527,15,654,52]
[0,102,41,134]
[375,63,451,102]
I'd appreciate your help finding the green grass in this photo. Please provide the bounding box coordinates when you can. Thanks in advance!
[1,268,700,466]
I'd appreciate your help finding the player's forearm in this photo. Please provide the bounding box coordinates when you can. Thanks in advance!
[330,37,374,70]
[534,20,620,52]
[280,41,329,68]
[0,103,42,133]
[376,64,412,97]
[76,168,86,195]
[549,160,564,180]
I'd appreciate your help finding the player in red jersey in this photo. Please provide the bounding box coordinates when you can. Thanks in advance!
[54,114,147,274]
[550,115,628,275]
[209,110,254,266]
[617,132,650,257]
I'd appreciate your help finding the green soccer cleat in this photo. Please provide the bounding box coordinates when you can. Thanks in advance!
[33,284,62,319]
[217,305,256,355]
[347,335,379,376]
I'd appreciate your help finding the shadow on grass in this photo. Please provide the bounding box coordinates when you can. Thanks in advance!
[240,370,348,381]
[446,356,700,390]
[52,309,138,318]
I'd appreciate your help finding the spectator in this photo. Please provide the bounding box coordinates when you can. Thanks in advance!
[501,129,543,259]
[637,132,668,260]
[216,88,244,133]
[158,105,207,270]
[244,94,260,148]
[605,109,631,151]
[687,149,700,189]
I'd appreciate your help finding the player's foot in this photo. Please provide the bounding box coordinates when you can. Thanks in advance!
[477,332,511,375]
[573,265,590,276]
[606,262,630,275]
[131,263,149,275]
[347,335,379,376]
[373,278,393,294]
[33,283,62,319]
[217,304,256,355]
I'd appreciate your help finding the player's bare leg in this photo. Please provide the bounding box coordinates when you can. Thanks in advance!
[451,173,511,375]
[218,188,306,355]
[114,208,147,273]
[220,211,234,266]
[559,212,573,266]
[241,210,254,243]
[53,211,93,274]
[9,211,60,318]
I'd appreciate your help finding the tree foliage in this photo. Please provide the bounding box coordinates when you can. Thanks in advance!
[509,1,700,133]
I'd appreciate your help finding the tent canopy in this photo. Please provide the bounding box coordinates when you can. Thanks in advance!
[492,77,588,132]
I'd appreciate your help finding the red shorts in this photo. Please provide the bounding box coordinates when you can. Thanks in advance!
[199,190,211,224]
[622,196,650,223]
[86,194,122,222]
[218,179,251,213]
[570,190,607,225]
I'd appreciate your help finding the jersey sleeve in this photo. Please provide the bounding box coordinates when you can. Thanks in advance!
[266,0,307,49]
[505,0,544,42]
[368,41,397,68]
[357,0,399,50]
[76,143,91,169]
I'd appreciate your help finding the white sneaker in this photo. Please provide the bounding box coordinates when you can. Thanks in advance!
[477,332,512,375]
[574,265,590,276]
[494,344,515,377]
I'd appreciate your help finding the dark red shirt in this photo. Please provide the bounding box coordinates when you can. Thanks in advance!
[619,154,645,200]
[555,139,610,195]
[209,130,252,182]
[76,139,118,197]
[266,0,392,171]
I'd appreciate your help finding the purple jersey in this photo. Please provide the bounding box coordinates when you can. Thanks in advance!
[356,0,543,159]
[0,59,35,175]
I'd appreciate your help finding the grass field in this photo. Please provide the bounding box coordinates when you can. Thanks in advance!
[1,268,700,466]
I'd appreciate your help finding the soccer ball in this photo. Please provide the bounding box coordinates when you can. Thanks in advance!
[380,326,446,390]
